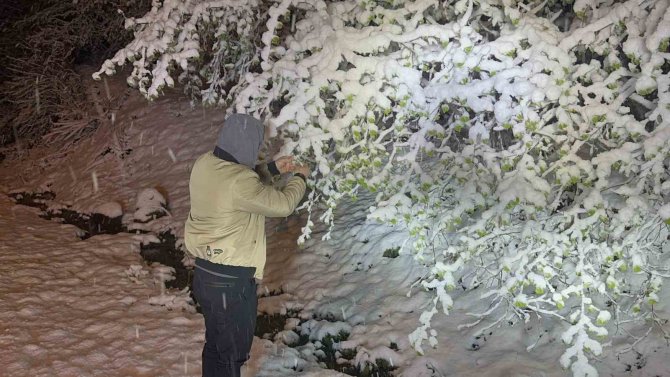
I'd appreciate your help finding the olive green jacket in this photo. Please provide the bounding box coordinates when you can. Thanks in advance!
[184,152,306,279]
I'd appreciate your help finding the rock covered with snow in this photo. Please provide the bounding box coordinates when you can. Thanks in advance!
[92,201,123,218]
[133,188,167,223]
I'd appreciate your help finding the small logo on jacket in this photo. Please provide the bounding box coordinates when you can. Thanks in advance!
[205,246,224,257]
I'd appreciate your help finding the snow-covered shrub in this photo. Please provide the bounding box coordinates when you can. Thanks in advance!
[93,0,267,105]
[100,0,670,375]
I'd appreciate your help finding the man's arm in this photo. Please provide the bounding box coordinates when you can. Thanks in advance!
[233,170,307,217]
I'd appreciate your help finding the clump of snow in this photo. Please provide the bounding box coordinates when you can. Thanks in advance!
[354,345,403,369]
[133,188,167,222]
[92,201,123,218]
[635,75,657,95]
[132,233,161,246]
[276,330,301,346]
[125,264,149,284]
[148,288,194,312]
[659,203,670,221]
[150,263,176,286]
[301,319,352,342]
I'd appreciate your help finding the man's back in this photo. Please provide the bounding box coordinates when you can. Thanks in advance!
[184,151,306,279]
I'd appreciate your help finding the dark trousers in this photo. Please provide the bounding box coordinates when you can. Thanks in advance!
[192,258,257,377]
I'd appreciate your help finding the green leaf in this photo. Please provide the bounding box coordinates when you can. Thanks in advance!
[591,114,606,124]
[660,38,670,52]
[525,121,538,132]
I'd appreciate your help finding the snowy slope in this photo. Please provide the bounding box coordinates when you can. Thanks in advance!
[0,194,203,376]
[1,68,669,377]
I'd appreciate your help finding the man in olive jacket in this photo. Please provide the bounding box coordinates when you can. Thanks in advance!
[185,113,307,377]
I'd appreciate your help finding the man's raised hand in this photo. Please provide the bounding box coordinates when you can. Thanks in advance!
[293,163,310,178]
[275,155,310,178]
[275,156,295,174]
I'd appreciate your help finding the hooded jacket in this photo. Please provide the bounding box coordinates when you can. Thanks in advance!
[184,114,306,279]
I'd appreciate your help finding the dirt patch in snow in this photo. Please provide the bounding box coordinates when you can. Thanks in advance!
[9,191,123,239]
[44,209,125,239]
[8,190,56,211]
[139,231,191,290]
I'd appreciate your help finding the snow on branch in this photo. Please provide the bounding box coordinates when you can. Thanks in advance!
[94,0,264,105]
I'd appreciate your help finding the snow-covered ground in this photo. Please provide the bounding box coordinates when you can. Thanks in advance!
[1,69,669,377]
[0,194,203,376]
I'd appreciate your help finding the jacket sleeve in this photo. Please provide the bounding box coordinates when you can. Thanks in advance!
[232,170,307,217]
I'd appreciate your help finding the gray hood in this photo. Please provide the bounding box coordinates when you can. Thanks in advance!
[216,114,264,168]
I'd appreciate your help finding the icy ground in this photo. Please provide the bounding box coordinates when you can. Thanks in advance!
[0,70,669,376]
